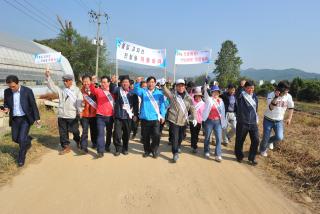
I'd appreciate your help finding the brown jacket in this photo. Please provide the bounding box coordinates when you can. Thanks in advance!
[163,85,196,126]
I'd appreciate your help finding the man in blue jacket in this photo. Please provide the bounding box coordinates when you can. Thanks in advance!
[234,80,260,165]
[134,76,166,158]
[2,75,40,167]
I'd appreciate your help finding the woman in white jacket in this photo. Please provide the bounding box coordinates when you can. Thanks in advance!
[202,84,227,162]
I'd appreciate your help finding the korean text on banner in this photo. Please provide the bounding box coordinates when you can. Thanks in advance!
[116,38,166,68]
[175,50,211,65]
[34,52,62,64]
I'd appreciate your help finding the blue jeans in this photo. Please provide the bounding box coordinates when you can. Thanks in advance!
[259,117,284,152]
[204,119,222,156]
[96,115,114,153]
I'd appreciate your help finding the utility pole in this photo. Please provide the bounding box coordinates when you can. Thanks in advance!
[89,6,109,78]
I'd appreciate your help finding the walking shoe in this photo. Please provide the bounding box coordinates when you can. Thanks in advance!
[222,142,229,147]
[97,152,104,158]
[142,152,150,158]
[17,161,25,167]
[269,143,274,150]
[80,148,89,154]
[173,154,179,163]
[260,151,268,157]
[152,152,159,159]
[215,156,222,162]
[114,151,120,156]
[205,152,210,158]
[59,146,71,155]
[249,159,258,166]
[122,150,129,155]
[236,158,243,163]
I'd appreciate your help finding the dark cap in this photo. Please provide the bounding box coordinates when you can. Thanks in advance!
[62,74,74,80]
[119,75,130,82]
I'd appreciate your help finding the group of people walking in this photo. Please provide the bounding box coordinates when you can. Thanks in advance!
[1,70,294,167]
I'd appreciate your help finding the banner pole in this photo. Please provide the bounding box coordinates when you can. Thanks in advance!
[164,49,167,80]
[116,59,119,80]
[173,64,176,83]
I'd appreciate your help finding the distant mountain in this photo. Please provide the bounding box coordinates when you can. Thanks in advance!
[241,68,320,81]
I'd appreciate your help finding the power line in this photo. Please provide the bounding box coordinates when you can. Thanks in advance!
[21,0,61,30]
[12,0,60,31]
[72,0,89,13]
[3,0,59,33]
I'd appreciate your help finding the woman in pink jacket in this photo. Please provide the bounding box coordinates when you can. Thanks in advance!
[190,86,205,153]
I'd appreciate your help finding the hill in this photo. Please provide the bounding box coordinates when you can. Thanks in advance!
[241,68,320,81]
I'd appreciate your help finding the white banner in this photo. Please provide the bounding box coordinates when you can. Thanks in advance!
[116,38,166,68]
[175,50,211,65]
[34,52,62,64]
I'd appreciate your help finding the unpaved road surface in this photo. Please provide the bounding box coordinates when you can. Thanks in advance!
[0,129,310,214]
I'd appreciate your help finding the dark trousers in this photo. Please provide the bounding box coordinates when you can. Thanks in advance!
[189,122,201,149]
[131,119,138,136]
[141,120,160,154]
[169,122,185,154]
[113,118,131,152]
[96,115,114,153]
[160,121,165,134]
[80,117,97,149]
[235,122,260,161]
[11,116,31,163]
[58,117,80,148]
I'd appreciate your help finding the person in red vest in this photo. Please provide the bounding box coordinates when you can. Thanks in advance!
[89,76,115,158]
[79,74,97,153]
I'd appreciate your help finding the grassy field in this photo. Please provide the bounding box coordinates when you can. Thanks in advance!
[0,105,59,186]
[255,97,320,212]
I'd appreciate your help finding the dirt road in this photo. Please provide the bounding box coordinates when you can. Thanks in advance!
[0,129,310,214]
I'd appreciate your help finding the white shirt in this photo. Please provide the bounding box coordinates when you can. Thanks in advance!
[264,91,294,121]
[13,87,26,116]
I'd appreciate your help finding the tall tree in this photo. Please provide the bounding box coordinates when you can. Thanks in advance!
[214,40,242,87]
[34,18,110,81]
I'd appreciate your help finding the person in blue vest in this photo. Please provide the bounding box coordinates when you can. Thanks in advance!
[234,80,260,166]
[134,76,166,158]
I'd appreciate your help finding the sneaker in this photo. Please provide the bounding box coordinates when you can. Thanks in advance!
[114,152,120,156]
[269,143,274,150]
[260,151,268,157]
[205,152,210,158]
[173,154,179,163]
[215,156,222,162]
[122,150,129,155]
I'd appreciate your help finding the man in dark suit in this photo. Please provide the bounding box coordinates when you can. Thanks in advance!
[2,75,40,167]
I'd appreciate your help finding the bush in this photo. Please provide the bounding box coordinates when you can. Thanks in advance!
[297,81,320,102]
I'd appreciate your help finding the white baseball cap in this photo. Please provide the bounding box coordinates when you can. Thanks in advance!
[175,79,185,85]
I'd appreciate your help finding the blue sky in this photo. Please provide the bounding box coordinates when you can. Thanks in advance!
[1,0,320,75]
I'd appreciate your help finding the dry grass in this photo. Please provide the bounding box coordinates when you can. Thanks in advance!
[255,97,320,212]
[0,105,59,186]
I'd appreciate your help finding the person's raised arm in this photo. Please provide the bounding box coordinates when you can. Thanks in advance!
[45,68,61,94]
